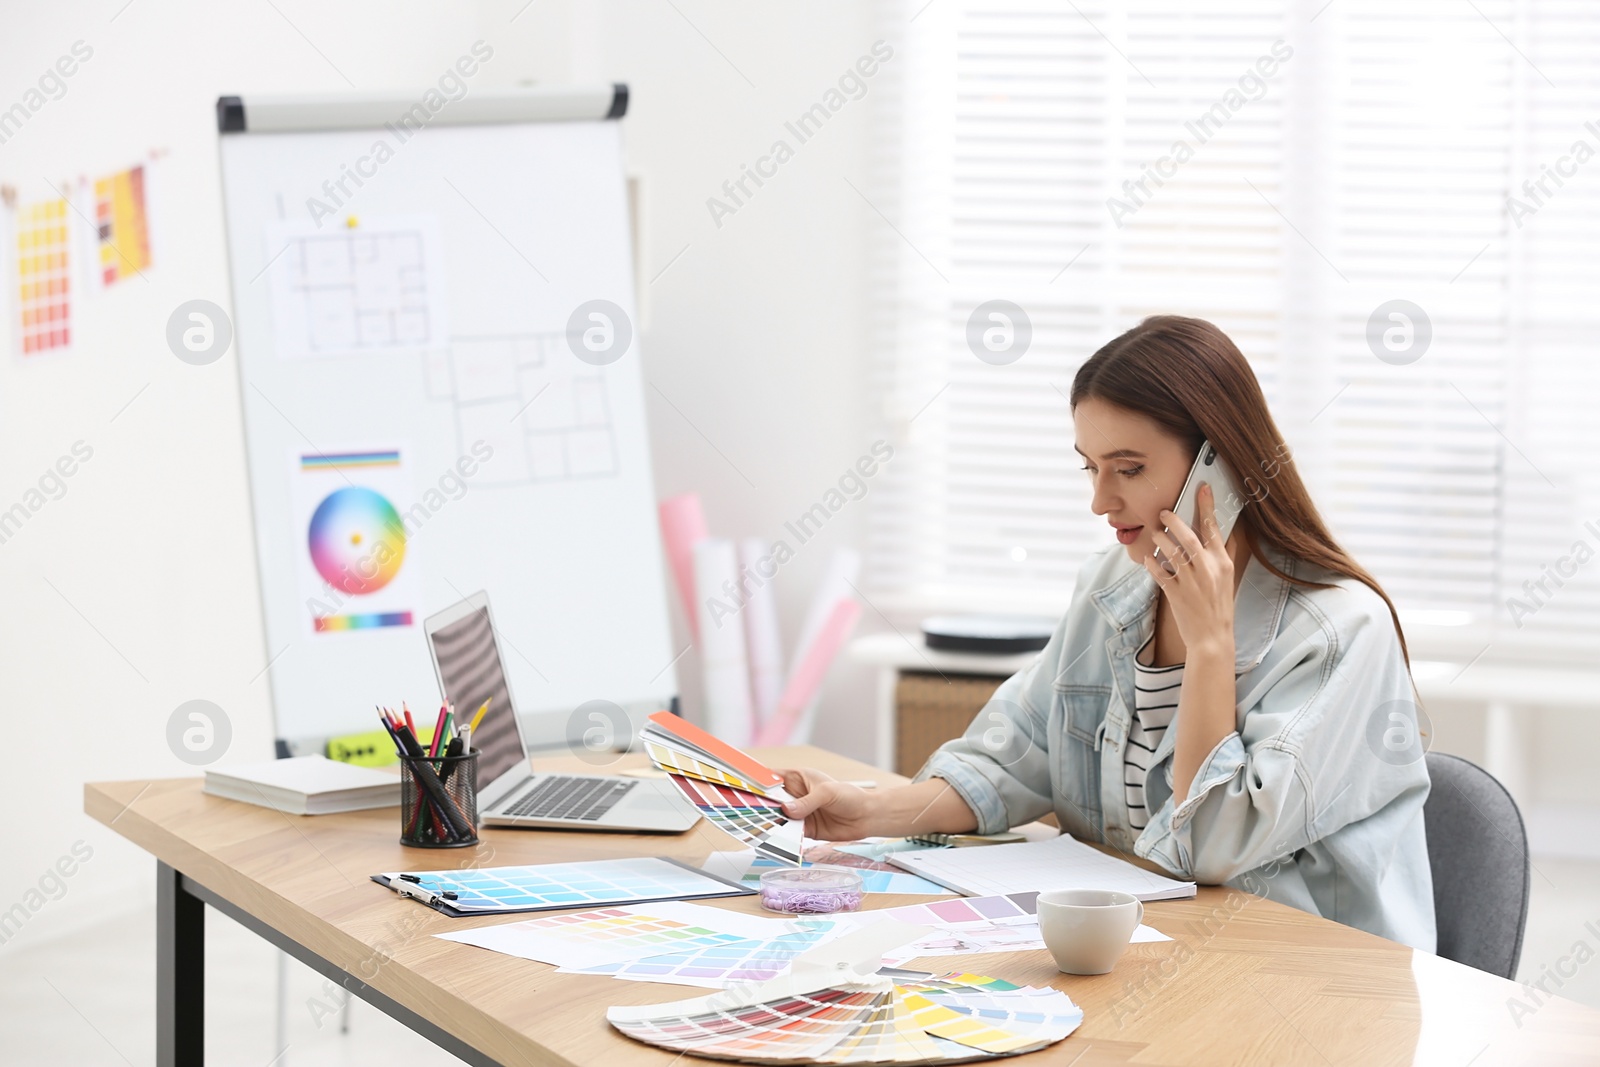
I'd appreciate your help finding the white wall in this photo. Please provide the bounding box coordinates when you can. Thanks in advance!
[492,0,887,750]
[0,0,884,945]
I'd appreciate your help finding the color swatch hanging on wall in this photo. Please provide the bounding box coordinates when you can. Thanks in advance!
[14,198,72,356]
[94,165,151,285]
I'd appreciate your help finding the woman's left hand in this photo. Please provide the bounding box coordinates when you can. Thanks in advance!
[1142,483,1236,657]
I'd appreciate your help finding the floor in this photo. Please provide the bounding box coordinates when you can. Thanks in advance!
[3,859,1597,1064]
[0,906,468,1066]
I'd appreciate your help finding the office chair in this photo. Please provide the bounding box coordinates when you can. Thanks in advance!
[1423,752,1531,980]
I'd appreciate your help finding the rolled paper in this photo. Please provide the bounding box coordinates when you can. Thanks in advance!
[694,537,755,745]
[757,597,862,746]
[659,493,709,640]
[788,549,860,679]
[738,537,786,728]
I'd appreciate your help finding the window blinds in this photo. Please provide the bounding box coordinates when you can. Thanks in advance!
[867,0,1600,654]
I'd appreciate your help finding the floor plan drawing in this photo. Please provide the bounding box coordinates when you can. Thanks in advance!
[265,216,449,360]
[434,332,619,486]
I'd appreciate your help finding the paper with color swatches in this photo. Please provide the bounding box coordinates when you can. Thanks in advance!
[876,891,1170,957]
[438,900,786,968]
[373,856,751,916]
[568,919,844,988]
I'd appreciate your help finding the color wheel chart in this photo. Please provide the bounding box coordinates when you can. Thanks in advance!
[293,448,417,635]
[13,198,72,356]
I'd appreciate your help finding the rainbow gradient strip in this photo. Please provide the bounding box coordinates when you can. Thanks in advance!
[314,611,413,632]
[301,450,401,470]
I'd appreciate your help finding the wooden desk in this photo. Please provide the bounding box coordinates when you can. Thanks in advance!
[88,745,1600,1066]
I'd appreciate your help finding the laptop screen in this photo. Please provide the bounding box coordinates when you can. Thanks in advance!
[427,605,523,787]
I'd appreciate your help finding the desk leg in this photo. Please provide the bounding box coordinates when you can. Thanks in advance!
[157,861,204,1066]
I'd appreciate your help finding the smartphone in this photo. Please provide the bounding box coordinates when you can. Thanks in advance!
[1154,440,1247,575]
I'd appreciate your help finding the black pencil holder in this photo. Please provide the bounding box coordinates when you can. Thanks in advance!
[399,751,479,848]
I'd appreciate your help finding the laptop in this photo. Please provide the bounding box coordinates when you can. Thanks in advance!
[423,592,699,833]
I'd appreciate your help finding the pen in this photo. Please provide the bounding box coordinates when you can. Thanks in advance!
[429,704,448,758]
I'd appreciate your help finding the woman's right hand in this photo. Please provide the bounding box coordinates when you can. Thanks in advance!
[774,767,878,841]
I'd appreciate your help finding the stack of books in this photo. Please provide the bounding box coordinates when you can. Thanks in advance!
[203,755,401,815]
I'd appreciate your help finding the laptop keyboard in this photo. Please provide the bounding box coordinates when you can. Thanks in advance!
[502,776,638,821]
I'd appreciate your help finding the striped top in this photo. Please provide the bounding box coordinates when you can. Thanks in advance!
[1126,635,1184,831]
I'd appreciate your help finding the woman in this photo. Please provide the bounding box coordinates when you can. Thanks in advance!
[779,315,1436,951]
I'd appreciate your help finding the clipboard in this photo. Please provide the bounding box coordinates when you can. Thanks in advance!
[372,855,755,918]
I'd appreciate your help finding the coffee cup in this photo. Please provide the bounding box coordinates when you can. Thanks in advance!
[1036,888,1144,975]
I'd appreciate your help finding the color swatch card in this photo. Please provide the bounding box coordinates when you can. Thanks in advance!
[567,918,844,988]
[643,711,804,866]
[94,164,151,286]
[607,923,1084,1064]
[437,900,781,968]
[640,710,784,793]
[374,856,752,917]
[13,197,73,356]
[669,773,803,866]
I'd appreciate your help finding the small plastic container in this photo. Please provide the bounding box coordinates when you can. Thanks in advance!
[759,866,865,915]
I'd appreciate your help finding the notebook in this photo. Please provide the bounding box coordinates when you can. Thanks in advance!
[203,755,400,815]
[886,833,1196,901]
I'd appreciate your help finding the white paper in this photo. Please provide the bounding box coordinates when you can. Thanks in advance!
[435,900,783,969]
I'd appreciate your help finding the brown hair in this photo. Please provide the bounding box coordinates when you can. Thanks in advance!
[1071,314,1413,669]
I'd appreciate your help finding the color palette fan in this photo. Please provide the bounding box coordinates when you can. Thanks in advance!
[643,711,803,865]
[608,969,1083,1063]
[607,919,1083,1064]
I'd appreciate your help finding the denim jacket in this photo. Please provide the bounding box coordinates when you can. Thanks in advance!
[916,541,1437,952]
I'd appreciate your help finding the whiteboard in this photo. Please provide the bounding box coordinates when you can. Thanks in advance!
[217,97,676,745]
